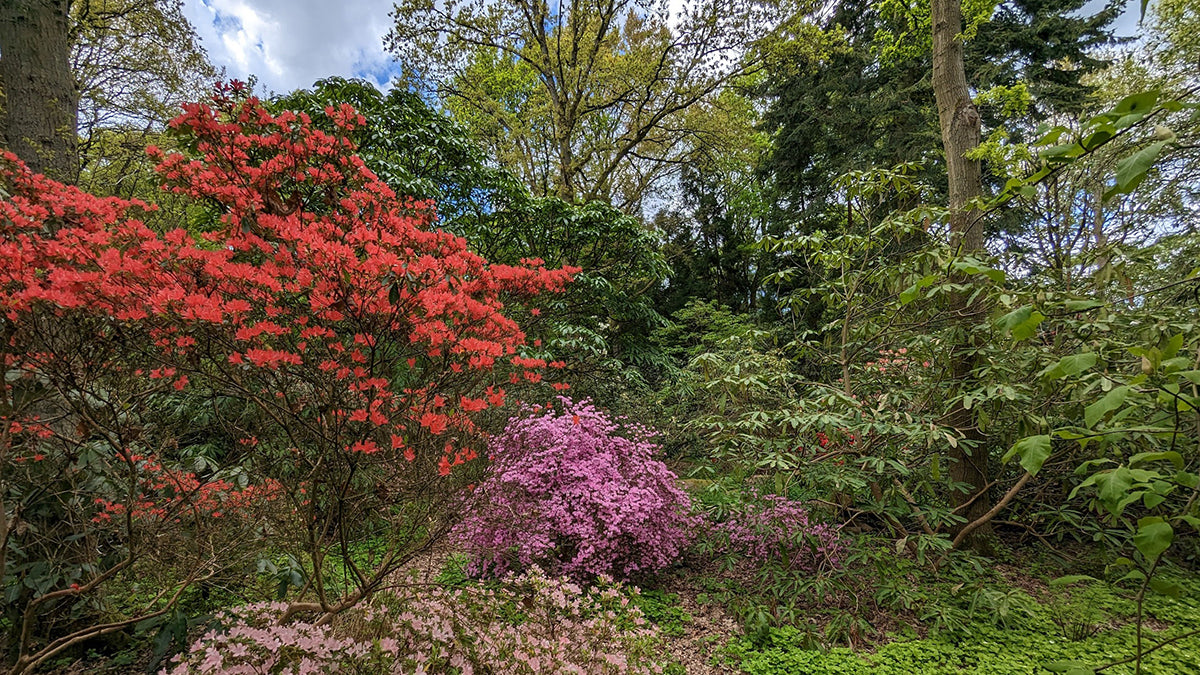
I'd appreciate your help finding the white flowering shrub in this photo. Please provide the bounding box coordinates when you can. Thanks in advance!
[164,567,667,674]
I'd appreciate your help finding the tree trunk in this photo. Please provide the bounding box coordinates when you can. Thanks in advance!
[931,0,991,547]
[0,0,78,182]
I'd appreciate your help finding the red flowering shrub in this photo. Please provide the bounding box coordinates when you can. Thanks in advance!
[452,398,695,580]
[0,81,575,671]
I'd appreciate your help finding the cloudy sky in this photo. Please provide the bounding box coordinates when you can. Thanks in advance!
[181,0,402,95]
[182,0,1147,97]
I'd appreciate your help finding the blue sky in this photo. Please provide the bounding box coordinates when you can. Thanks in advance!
[181,0,1150,96]
[181,0,403,95]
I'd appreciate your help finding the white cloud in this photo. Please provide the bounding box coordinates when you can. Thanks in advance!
[182,0,402,95]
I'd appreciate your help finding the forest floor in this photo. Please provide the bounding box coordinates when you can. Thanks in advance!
[38,536,1200,674]
[655,562,744,674]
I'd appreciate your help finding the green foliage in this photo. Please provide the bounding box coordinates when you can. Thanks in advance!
[628,590,693,638]
[722,573,1200,674]
[274,78,671,409]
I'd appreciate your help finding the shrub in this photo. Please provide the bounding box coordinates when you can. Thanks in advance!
[712,493,845,573]
[0,81,575,671]
[165,567,667,674]
[452,397,695,580]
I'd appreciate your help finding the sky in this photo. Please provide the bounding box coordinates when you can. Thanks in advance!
[183,0,1150,97]
[181,0,403,95]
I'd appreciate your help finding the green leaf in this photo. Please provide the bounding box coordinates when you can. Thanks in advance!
[951,260,1006,283]
[1081,127,1115,150]
[998,306,1045,341]
[1112,90,1159,116]
[1085,386,1130,428]
[1178,515,1200,531]
[1163,333,1184,360]
[1133,517,1174,561]
[1149,577,1183,597]
[1035,126,1068,145]
[1129,451,1184,469]
[1114,112,1147,130]
[1040,353,1098,381]
[1003,435,1051,475]
[1095,467,1134,512]
[1144,492,1167,509]
[1105,141,1168,201]
[1063,299,1105,311]
[1041,142,1084,162]
[899,275,937,305]
[1050,575,1098,586]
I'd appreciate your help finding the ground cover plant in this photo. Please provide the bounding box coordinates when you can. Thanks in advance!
[3,0,1200,673]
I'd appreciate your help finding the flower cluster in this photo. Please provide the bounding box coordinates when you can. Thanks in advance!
[164,567,667,674]
[91,454,281,523]
[862,347,930,374]
[0,85,577,491]
[453,398,696,580]
[0,86,579,657]
[711,494,845,572]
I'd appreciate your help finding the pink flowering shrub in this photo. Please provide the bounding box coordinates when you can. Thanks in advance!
[452,398,695,580]
[712,493,845,572]
[163,567,666,674]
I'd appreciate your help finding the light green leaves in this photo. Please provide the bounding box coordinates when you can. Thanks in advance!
[1049,575,1099,586]
[997,306,1045,342]
[1105,141,1168,201]
[1084,386,1129,427]
[1003,435,1051,475]
[1133,517,1174,562]
[1039,353,1098,381]
[899,274,937,305]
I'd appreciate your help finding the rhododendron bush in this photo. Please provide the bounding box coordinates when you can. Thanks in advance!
[709,493,845,573]
[0,82,574,672]
[166,567,667,674]
[453,398,695,580]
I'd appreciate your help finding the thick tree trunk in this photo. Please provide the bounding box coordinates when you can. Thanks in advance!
[0,0,78,182]
[931,0,992,546]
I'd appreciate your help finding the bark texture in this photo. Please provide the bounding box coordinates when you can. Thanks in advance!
[0,0,78,182]
[931,0,992,545]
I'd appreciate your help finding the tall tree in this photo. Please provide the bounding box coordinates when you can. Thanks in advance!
[968,0,1123,119]
[1,0,215,188]
[71,0,217,198]
[757,0,940,231]
[0,0,77,182]
[387,0,783,211]
[931,0,990,542]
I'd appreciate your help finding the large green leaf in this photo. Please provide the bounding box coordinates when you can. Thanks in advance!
[998,306,1045,341]
[1003,435,1051,475]
[1105,141,1168,201]
[1112,90,1159,116]
[1133,517,1174,561]
[1040,353,1098,381]
[1084,386,1130,428]
[1129,451,1184,469]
